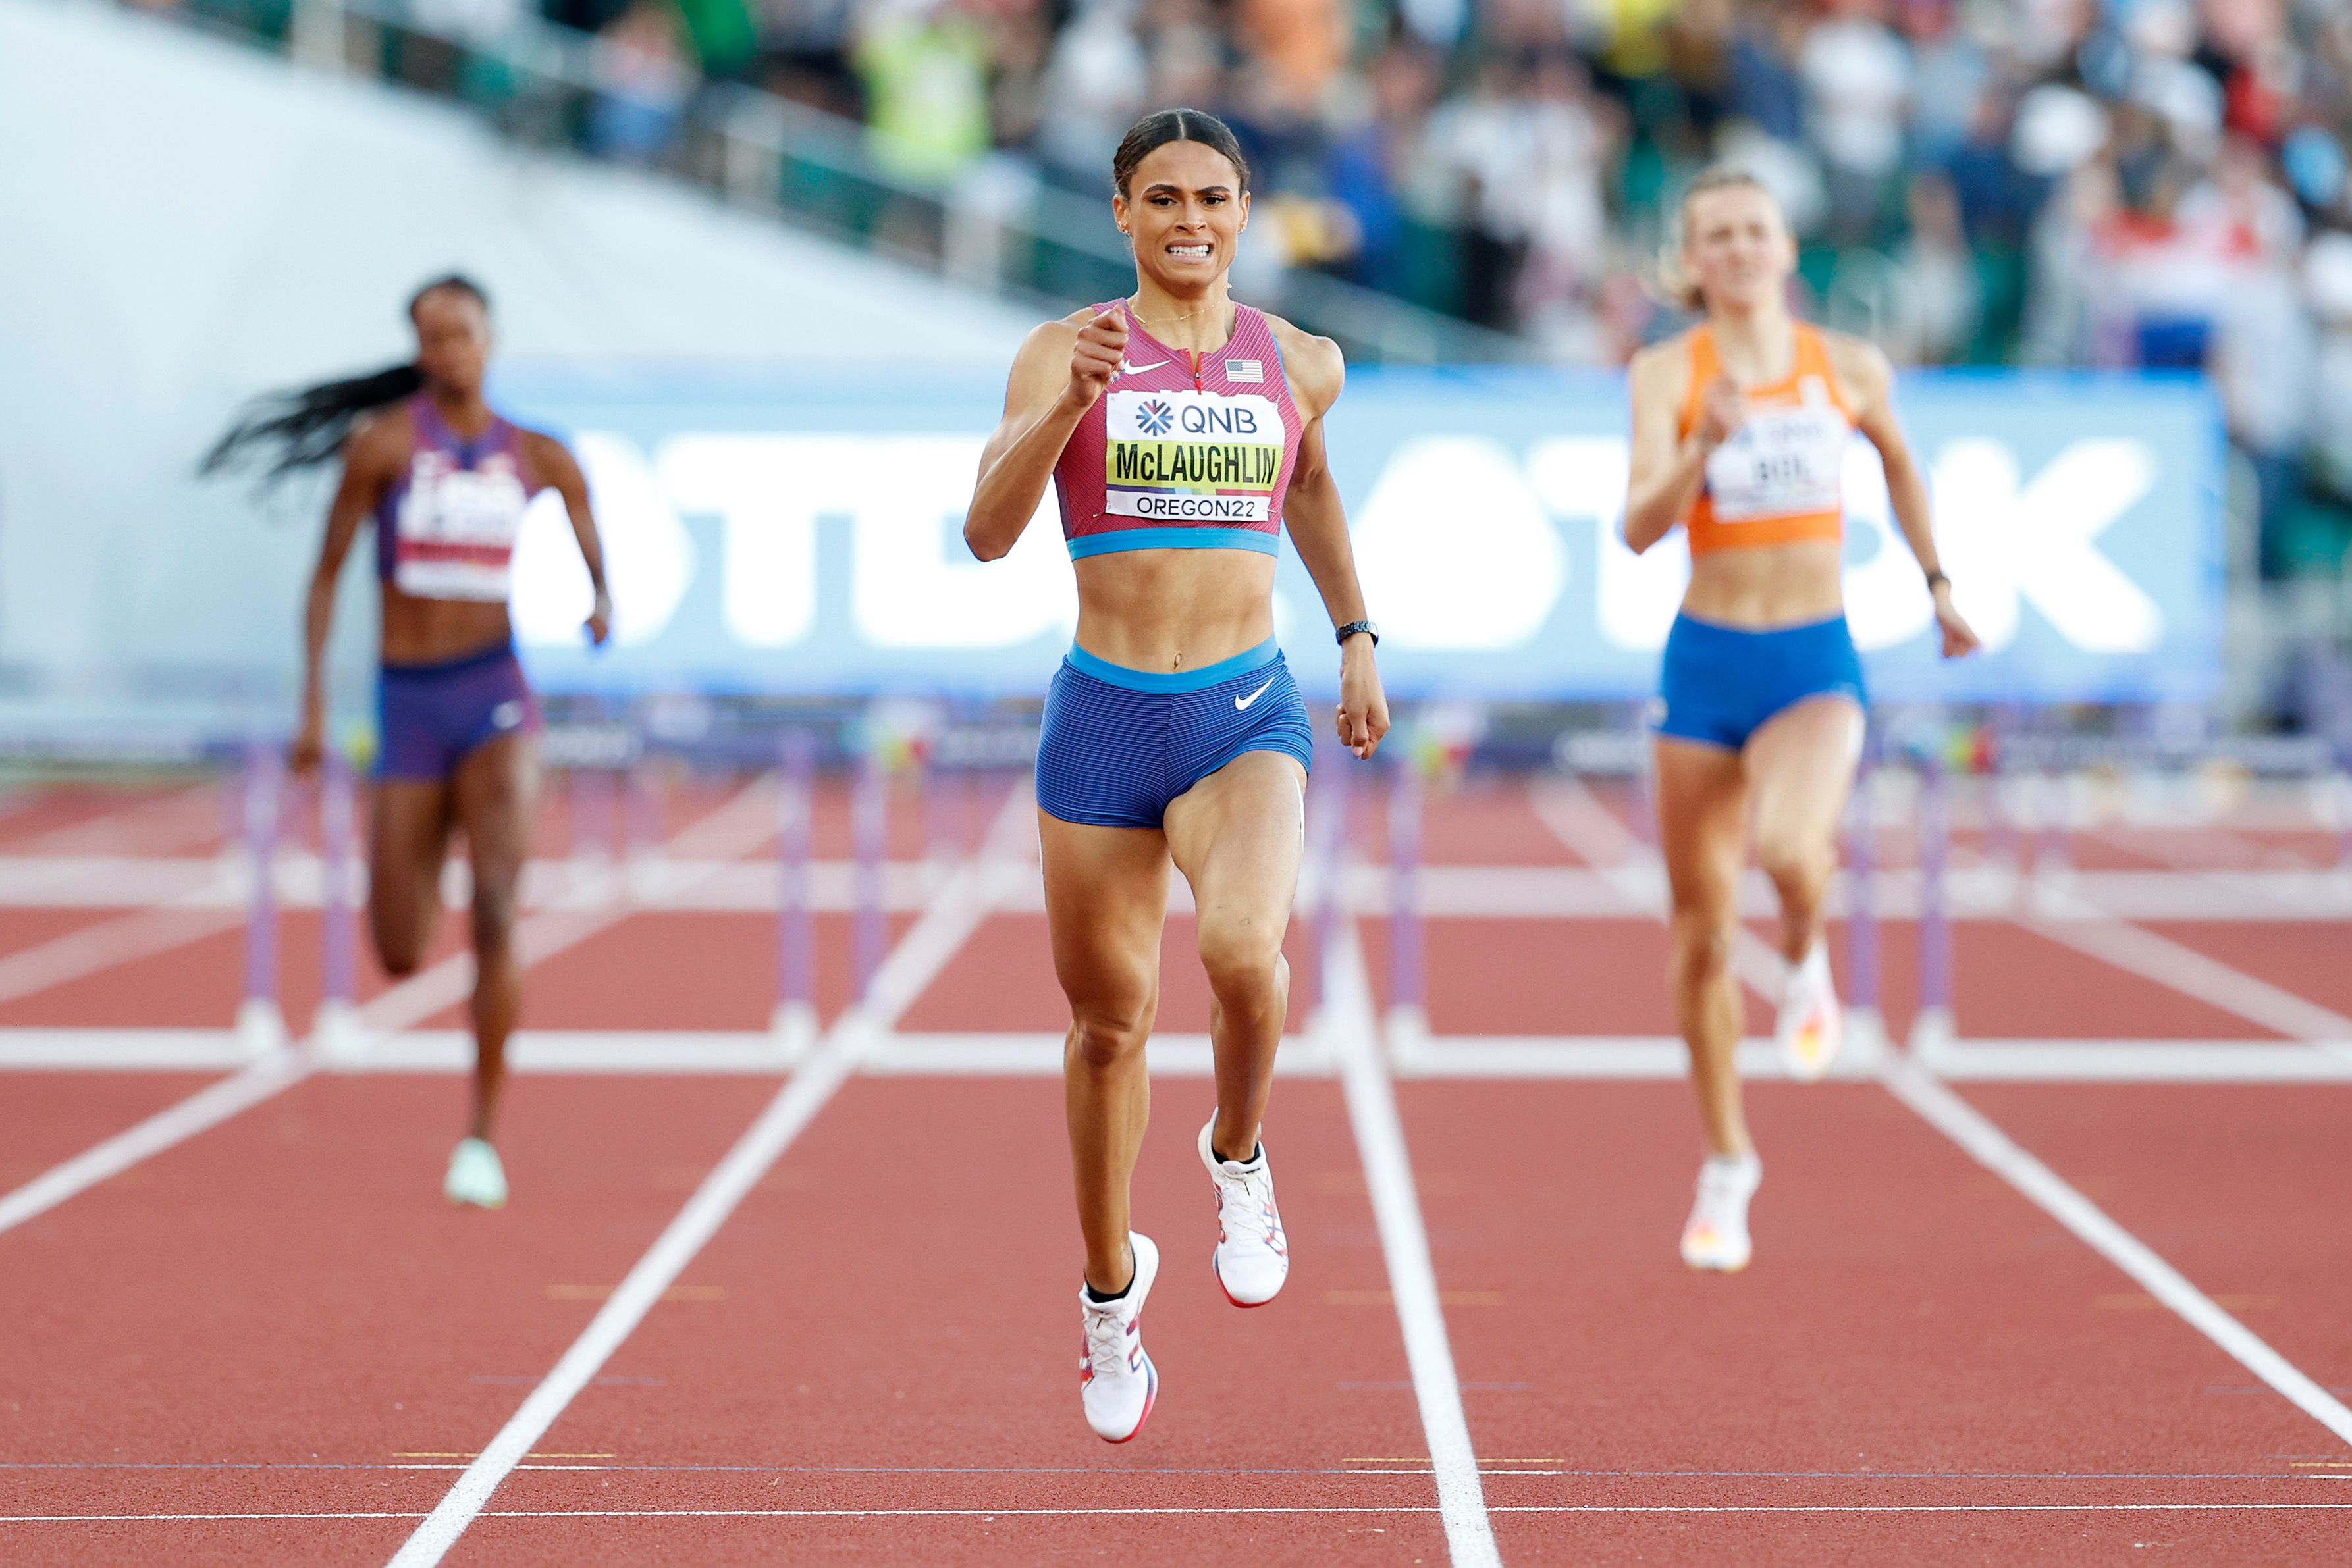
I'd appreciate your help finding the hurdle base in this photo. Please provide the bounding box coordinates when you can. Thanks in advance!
[312,999,367,1069]
[1908,1005,1957,1070]
[769,999,818,1066]
[1385,1004,1432,1074]
[234,997,288,1059]
[1835,1005,1888,1077]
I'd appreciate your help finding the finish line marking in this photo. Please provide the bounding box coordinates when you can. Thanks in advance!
[14,1502,2352,1524]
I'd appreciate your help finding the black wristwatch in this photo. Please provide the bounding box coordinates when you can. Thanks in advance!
[1335,620,1379,648]
[1924,569,1950,593]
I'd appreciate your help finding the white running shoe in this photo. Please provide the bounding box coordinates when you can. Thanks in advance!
[1680,1153,1761,1272]
[1198,1118,1289,1307]
[443,1137,508,1209]
[1776,943,1843,1082]
[1079,1233,1160,1442]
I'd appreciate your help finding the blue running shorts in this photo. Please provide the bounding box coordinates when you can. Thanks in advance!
[1036,637,1315,829]
[1653,612,1866,752]
[377,642,539,783]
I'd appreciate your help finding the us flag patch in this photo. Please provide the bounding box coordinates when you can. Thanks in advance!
[1226,359,1264,383]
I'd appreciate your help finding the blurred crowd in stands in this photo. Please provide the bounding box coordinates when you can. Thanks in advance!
[155,0,2352,588]
[522,0,2352,581]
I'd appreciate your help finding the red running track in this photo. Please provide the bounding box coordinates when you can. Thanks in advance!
[1401,1078,2347,1563]
[2,775,2349,1563]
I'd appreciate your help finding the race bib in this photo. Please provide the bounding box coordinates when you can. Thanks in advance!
[394,452,529,601]
[1703,379,1848,523]
[1103,389,1283,524]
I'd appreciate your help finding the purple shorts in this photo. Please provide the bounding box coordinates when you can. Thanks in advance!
[377,643,539,782]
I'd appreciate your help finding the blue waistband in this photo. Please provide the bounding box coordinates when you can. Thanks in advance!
[381,640,518,681]
[1064,636,1282,693]
[1068,527,1281,560]
[1671,611,1851,643]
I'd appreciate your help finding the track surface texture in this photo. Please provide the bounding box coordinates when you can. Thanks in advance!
[2,770,2347,1566]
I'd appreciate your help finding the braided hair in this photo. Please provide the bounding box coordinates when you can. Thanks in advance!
[201,274,489,484]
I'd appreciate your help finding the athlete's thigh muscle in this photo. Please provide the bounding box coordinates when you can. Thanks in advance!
[1162,750,1308,951]
[369,778,456,970]
[452,733,541,901]
[1653,737,1748,921]
[1742,695,1861,861]
[1040,812,1171,1023]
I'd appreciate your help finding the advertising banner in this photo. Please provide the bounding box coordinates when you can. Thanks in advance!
[496,366,2224,704]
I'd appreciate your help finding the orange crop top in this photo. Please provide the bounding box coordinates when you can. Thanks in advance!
[1675,323,1853,556]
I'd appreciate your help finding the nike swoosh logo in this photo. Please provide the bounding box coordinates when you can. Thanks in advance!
[1119,357,1165,376]
[1233,677,1278,711]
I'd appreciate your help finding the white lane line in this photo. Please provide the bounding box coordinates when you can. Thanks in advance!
[1924,1040,2352,1083]
[0,907,246,1006]
[1528,775,1788,1001]
[0,1049,311,1236]
[1326,911,1501,1568]
[18,1502,2352,1523]
[18,1030,2351,1083]
[4,785,221,858]
[0,781,782,1240]
[1526,776,1655,910]
[2019,892,2352,1055]
[383,784,1034,1568]
[1534,776,2352,1450]
[1,853,2343,921]
[1883,1055,2352,1450]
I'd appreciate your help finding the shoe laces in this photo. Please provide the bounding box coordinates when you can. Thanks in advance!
[1216,1163,1279,1240]
[1082,1297,1133,1378]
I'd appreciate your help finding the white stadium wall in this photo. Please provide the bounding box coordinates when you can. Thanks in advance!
[0,0,1034,749]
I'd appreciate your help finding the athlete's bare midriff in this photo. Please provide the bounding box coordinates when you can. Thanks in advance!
[1072,548,1277,673]
[377,585,516,667]
[1680,538,1846,628]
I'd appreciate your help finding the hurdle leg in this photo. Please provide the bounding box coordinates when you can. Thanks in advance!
[1838,743,1885,1076]
[235,739,288,1058]
[1304,737,1352,1068]
[1383,754,1429,1071]
[313,746,365,1065]
[1908,752,1957,1070]
[851,732,888,1006]
[772,731,818,1060]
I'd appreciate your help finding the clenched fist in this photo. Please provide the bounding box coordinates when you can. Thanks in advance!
[1065,308,1128,409]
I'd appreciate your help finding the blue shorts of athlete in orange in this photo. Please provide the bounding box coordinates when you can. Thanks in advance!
[1653,612,1866,752]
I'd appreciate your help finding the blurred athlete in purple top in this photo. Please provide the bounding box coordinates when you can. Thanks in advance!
[206,276,611,1209]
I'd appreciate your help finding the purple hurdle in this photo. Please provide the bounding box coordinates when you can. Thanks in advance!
[1908,750,1956,1068]
[772,730,818,1057]
[313,745,363,1063]
[236,739,287,1058]
[852,727,888,1005]
[1841,742,1884,1072]
[1385,750,1428,1064]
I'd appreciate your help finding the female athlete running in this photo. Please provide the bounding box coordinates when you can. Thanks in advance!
[965,108,1389,1442]
[1623,170,1978,1272]
[205,275,610,1209]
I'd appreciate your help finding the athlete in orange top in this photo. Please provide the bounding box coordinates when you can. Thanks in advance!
[1622,169,1979,1272]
